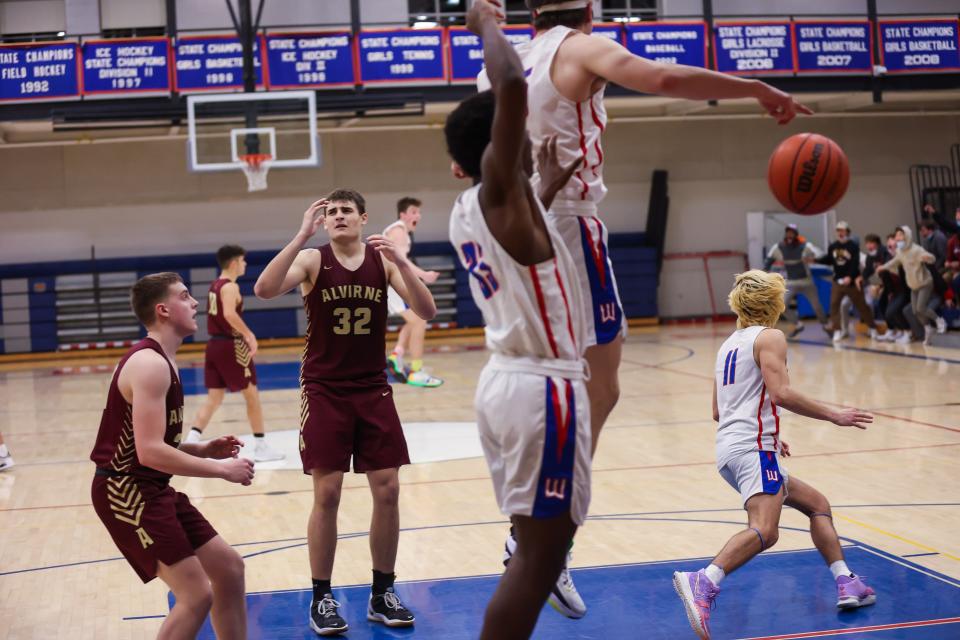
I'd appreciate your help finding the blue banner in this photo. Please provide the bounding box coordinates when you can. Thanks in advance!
[591,24,623,45]
[449,26,532,83]
[174,35,263,92]
[264,32,354,89]
[879,19,960,73]
[794,21,871,73]
[714,22,794,74]
[358,29,445,85]
[81,38,170,95]
[625,22,707,67]
[0,42,79,102]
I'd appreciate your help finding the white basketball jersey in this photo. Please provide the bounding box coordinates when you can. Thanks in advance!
[478,26,607,211]
[449,183,586,361]
[714,326,781,468]
[383,220,410,255]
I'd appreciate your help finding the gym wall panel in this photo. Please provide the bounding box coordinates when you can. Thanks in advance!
[99,0,163,30]
[0,0,65,34]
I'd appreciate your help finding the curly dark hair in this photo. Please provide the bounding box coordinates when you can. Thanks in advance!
[444,90,495,180]
[326,188,366,214]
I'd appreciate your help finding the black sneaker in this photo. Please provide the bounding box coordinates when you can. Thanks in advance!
[309,594,348,636]
[367,587,415,627]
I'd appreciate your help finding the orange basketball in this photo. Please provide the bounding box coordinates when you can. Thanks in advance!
[767,133,849,215]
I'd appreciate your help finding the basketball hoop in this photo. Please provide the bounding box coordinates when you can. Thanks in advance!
[240,153,273,192]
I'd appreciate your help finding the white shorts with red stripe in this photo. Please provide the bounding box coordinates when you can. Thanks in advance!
[547,210,626,348]
[475,353,592,525]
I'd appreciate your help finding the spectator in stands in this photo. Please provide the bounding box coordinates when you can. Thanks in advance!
[818,221,878,342]
[876,226,939,344]
[875,234,912,343]
[919,221,947,272]
[764,223,827,337]
[858,233,890,316]
[0,431,12,471]
[922,203,958,238]
[904,263,948,341]
[945,210,960,301]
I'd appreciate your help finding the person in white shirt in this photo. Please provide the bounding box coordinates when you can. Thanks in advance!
[673,270,876,640]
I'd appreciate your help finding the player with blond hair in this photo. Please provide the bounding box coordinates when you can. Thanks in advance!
[672,270,876,639]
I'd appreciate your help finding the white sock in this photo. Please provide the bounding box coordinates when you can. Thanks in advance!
[0,444,8,458]
[830,560,852,580]
[704,564,725,585]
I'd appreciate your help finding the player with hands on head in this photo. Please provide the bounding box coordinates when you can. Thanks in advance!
[255,191,435,636]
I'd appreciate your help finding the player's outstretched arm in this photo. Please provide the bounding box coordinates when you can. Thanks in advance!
[756,329,872,429]
[254,199,327,299]
[220,282,258,356]
[572,35,812,124]
[124,351,255,485]
[370,234,437,321]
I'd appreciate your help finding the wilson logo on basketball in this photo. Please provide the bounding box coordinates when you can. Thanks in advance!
[795,142,824,194]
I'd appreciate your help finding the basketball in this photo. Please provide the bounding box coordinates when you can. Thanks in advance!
[767,133,849,215]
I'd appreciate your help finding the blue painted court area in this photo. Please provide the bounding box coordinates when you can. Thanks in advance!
[184,546,960,639]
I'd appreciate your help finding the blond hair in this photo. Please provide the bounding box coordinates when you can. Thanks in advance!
[728,270,786,329]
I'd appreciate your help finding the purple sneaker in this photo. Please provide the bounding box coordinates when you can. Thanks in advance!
[836,575,877,609]
[673,570,719,639]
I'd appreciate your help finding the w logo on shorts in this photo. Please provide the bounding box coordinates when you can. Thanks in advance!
[759,451,783,495]
[543,477,567,500]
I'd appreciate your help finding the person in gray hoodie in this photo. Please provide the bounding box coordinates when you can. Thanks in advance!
[876,226,937,343]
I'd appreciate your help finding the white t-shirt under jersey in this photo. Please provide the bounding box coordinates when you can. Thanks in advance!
[448,183,587,361]
[478,26,607,213]
[715,326,782,469]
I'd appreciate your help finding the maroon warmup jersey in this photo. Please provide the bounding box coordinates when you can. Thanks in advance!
[298,242,409,474]
[90,338,184,481]
[207,277,239,337]
[90,338,217,582]
[204,277,256,391]
[301,243,389,381]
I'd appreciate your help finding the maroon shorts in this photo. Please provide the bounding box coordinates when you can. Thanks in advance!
[204,335,256,392]
[300,374,410,474]
[91,474,218,583]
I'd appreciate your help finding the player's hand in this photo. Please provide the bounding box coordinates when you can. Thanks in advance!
[855,276,863,291]
[367,234,403,264]
[220,457,255,485]
[466,0,505,35]
[204,435,244,459]
[780,440,791,457]
[756,85,813,125]
[243,332,259,357]
[537,135,583,198]
[299,199,328,240]
[422,270,440,284]
[830,407,872,429]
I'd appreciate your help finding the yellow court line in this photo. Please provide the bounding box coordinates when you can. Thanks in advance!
[837,513,960,562]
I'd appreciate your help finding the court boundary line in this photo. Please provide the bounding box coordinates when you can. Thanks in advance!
[738,616,960,639]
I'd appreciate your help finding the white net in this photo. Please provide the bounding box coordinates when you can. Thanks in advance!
[240,154,272,192]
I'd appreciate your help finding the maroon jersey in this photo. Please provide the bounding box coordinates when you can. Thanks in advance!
[301,243,389,381]
[90,338,184,484]
[207,277,240,337]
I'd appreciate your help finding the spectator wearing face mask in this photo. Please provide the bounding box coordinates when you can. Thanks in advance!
[817,221,879,342]
[858,233,891,317]
[876,226,938,344]
[764,223,827,337]
[919,221,947,272]
[875,234,911,343]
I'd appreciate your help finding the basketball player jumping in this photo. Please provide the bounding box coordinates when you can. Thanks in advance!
[185,244,284,462]
[254,190,436,636]
[447,2,591,638]
[384,197,444,387]
[673,270,876,640]
[90,272,254,639]
[479,1,812,614]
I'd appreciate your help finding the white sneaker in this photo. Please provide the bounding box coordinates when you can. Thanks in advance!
[254,439,285,462]
[503,532,586,619]
[896,332,913,344]
[936,317,947,334]
[406,370,443,388]
[869,328,879,340]
[876,330,895,343]
[184,428,202,444]
[0,452,14,472]
[832,330,845,342]
[924,325,934,345]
